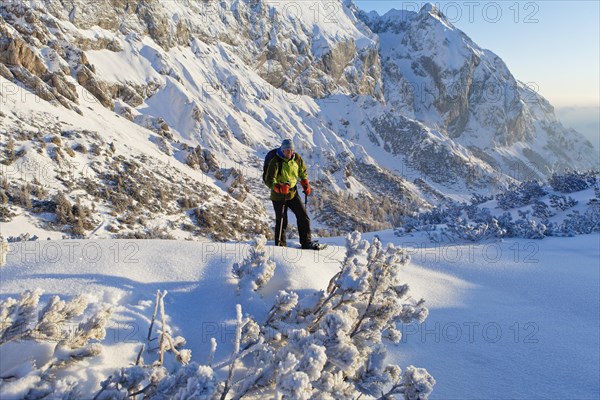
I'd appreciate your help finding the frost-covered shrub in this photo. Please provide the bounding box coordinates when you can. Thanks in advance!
[395,215,436,235]
[396,171,598,241]
[496,181,547,210]
[477,212,545,239]
[549,170,597,193]
[276,353,315,400]
[399,365,437,400]
[509,218,547,239]
[442,218,507,241]
[0,290,111,398]
[549,194,578,211]
[225,232,433,399]
[558,207,600,236]
[97,290,202,399]
[232,235,276,293]
[97,363,217,400]
[470,193,494,206]
[0,290,104,346]
[532,200,554,219]
[495,189,521,210]
[53,192,95,236]
[5,236,434,399]
[396,203,464,235]
[464,205,489,222]
[157,363,217,399]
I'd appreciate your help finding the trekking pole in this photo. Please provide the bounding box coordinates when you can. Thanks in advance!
[276,182,290,246]
[278,201,286,246]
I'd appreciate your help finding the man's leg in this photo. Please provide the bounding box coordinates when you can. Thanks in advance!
[272,200,288,246]
[286,195,312,246]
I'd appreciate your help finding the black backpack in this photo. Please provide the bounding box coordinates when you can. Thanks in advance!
[262,148,280,184]
[263,148,299,184]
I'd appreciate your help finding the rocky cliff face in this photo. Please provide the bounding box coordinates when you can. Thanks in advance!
[0,1,597,240]
[360,5,531,144]
[3,0,382,105]
[357,4,597,180]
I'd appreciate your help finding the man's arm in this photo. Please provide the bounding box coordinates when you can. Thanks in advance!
[297,154,308,181]
[265,158,278,189]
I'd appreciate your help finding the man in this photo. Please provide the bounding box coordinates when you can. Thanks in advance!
[264,139,322,250]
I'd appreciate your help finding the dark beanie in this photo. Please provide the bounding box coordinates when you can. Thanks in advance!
[280,139,294,151]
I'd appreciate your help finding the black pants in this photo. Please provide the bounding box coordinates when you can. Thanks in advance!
[273,194,311,247]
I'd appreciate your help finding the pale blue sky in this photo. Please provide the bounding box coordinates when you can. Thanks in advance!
[353,0,600,108]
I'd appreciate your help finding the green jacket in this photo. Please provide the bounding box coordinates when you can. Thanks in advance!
[265,152,309,201]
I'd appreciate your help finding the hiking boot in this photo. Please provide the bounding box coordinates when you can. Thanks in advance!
[301,241,326,250]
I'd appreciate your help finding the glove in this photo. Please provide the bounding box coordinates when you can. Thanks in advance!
[274,183,290,194]
[301,179,311,196]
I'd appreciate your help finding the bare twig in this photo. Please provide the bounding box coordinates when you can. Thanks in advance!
[157,291,168,365]
[208,337,217,367]
[128,383,156,398]
[147,290,161,342]
[135,344,145,366]
[220,304,243,400]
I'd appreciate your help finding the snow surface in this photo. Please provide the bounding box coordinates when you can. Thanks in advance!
[1,2,599,397]
[1,232,598,399]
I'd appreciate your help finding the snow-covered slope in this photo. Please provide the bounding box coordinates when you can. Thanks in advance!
[1,232,598,398]
[1,0,597,241]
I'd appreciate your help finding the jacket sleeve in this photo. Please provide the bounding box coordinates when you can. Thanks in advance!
[297,154,308,181]
[265,158,278,189]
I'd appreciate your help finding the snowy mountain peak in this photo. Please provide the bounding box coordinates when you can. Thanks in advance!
[418,2,457,30]
[357,5,597,176]
[420,2,438,15]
